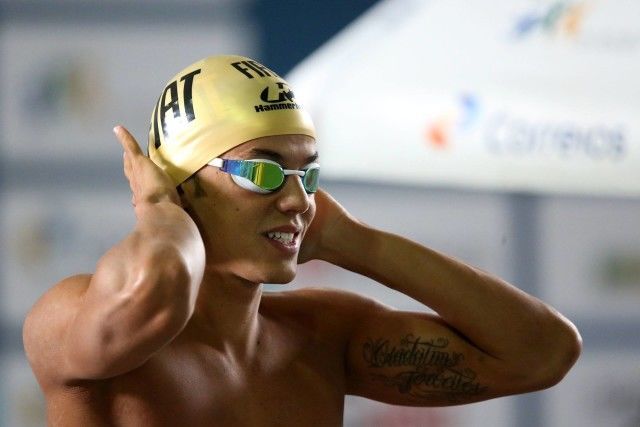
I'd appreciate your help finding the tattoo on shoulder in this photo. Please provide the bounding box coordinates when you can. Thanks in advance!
[362,334,487,403]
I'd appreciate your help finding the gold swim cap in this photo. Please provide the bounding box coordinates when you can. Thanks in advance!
[148,55,316,185]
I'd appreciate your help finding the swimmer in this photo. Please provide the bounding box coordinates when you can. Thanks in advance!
[23,55,581,426]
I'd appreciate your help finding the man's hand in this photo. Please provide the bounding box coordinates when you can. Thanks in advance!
[114,125,180,208]
[298,189,358,264]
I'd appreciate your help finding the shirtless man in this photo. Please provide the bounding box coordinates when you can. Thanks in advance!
[23,55,581,426]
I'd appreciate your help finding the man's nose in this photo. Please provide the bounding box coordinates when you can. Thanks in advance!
[275,175,310,214]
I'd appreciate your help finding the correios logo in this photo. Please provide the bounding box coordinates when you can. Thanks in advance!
[512,1,588,39]
[425,95,626,162]
[484,113,626,161]
[425,93,480,149]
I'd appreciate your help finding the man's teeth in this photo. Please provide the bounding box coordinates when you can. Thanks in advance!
[267,231,295,244]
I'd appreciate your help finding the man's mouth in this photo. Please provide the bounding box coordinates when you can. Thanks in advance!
[266,231,296,245]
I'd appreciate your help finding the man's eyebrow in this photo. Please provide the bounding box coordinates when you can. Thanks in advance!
[245,148,319,164]
[306,152,320,163]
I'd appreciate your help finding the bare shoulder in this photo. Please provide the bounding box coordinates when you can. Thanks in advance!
[23,274,91,389]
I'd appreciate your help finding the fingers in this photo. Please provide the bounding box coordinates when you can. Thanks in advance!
[114,125,141,191]
[113,124,180,208]
[113,125,143,157]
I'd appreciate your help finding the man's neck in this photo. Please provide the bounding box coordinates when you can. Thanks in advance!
[189,269,263,361]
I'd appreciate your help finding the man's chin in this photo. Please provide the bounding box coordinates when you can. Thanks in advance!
[262,266,297,285]
[238,260,297,285]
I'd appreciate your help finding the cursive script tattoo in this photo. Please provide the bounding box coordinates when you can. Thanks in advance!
[362,334,487,402]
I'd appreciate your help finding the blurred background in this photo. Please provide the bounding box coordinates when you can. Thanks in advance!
[1,0,639,426]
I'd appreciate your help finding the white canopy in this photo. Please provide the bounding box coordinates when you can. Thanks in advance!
[287,0,640,197]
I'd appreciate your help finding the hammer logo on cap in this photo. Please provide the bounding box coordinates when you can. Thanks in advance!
[260,82,295,104]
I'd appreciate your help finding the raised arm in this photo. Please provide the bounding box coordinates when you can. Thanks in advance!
[23,126,205,386]
[301,190,582,406]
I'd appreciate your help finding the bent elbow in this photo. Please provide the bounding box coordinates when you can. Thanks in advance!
[527,318,583,391]
[546,321,582,387]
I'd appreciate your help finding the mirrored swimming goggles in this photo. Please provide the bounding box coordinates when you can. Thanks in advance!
[207,158,320,194]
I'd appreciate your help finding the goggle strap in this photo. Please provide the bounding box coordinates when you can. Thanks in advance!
[208,158,224,168]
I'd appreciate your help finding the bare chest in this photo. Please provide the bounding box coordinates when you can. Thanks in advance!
[66,340,346,427]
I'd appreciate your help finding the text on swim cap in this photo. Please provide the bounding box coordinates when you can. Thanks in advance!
[152,68,201,149]
[231,60,279,79]
[254,82,302,113]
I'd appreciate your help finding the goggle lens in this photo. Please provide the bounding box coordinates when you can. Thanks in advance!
[253,162,285,190]
[302,166,320,193]
[211,159,320,193]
